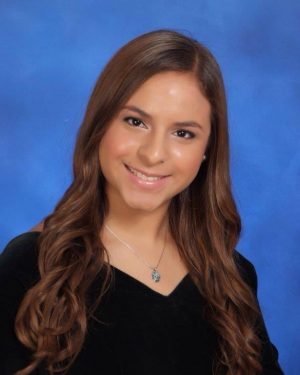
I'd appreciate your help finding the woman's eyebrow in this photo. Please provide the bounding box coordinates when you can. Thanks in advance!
[174,120,204,130]
[122,105,152,120]
[122,105,204,130]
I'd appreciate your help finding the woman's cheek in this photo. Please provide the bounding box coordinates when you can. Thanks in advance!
[172,145,204,174]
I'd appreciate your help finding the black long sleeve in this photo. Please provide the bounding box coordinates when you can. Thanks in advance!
[0,232,284,374]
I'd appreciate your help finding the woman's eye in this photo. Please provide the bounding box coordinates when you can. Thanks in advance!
[124,116,144,127]
[175,130,195,139]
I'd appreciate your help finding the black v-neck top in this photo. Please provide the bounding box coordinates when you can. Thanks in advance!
[0,232,284,374]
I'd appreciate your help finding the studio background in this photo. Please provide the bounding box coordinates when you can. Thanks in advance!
[0,1,299,374]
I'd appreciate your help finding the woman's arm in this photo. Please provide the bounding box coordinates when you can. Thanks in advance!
[0,233,41,375]
[235,251,285,374]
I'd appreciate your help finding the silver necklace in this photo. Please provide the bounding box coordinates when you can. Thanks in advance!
[104,224,167,283]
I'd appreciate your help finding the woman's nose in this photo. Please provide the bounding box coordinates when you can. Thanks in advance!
[137,132,168,165]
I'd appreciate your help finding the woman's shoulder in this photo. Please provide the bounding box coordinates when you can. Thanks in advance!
[0,231,41,268]
[0,231,41,294]
[233,249,258,293]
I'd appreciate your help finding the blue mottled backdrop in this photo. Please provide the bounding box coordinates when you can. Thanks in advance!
[0,1,299,373]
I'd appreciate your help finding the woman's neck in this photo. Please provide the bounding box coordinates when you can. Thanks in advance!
[104,201,169,251]
[103,211,169,248]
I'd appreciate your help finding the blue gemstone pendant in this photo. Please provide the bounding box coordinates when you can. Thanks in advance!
[151,269,160,282]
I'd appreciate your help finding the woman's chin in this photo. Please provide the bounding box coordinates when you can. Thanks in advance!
[123,197,168,213]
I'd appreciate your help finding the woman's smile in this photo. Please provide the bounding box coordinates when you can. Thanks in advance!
[124,163,171,189]
[125,164,170,178]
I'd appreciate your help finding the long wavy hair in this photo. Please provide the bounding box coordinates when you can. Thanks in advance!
[15,29,262,375]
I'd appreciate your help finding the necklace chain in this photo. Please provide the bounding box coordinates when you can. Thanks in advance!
[104,224,167,282]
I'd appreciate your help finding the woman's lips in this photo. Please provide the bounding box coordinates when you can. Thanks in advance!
[124,163,170,189]
[125,164,169,178]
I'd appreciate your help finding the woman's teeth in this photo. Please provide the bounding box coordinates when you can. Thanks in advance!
[127,166,163,181]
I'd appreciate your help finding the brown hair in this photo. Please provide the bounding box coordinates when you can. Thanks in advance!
[15,29,262,374]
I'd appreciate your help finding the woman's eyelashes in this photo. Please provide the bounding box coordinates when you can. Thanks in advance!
[123,116,196,139]
[124,116,145,127]
[176,129,195,139]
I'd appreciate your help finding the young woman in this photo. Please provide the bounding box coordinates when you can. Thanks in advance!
[0,29,284,375]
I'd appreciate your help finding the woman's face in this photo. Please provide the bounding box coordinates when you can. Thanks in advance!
[98,71,211,213]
